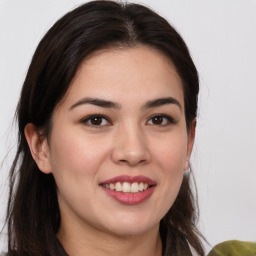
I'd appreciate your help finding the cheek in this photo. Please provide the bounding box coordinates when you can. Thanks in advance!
[153,131,188,173]
[151,131,187,215]
[47,128,111,215]
[48,128,110,188]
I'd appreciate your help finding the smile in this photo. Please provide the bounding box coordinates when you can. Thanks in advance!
[100,175,156,204]
[101,182,150,193]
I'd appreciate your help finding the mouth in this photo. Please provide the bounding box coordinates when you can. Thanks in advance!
[99,175,156,204]
[100,181,152,193]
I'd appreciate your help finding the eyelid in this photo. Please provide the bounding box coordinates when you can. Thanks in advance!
[81,114,112,127]
[146,113,176,126]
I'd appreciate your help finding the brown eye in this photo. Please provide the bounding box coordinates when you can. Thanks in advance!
[81,115,111,127]
[147,114,175,126]
[90,117,103,125]
[151,116,164,125]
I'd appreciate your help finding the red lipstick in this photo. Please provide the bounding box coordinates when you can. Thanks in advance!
[100,175,156,205]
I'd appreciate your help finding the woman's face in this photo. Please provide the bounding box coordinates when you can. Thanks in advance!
[34,46,195,238]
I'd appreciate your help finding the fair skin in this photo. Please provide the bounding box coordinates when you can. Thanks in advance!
[25,46,195,256]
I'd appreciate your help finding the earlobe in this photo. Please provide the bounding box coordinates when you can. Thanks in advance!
[184,119,196,171]
[184,159,190,171]
[24,123,52,174]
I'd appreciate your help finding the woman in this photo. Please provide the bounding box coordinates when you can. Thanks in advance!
[5,1,204,255]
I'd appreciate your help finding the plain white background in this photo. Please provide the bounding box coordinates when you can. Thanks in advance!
[0,0,256,254]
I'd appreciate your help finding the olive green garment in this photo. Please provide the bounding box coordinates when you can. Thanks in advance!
[208,240,256,256]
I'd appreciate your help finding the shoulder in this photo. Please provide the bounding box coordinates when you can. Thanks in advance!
[208,240,256,256]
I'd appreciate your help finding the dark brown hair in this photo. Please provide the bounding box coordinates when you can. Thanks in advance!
[6,1,204,255]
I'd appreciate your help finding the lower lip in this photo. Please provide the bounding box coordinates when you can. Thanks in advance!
[102,186,155,205]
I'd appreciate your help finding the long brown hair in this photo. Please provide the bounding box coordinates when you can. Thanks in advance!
[6,1,204,255]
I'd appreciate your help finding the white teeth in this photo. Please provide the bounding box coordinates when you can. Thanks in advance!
[139,182,144,192]
[144,183,149,190]
[123,182,131,192]
[115,182,122,192]
[130,182,139,193]
[103,182,150,193]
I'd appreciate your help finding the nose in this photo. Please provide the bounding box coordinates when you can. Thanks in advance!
[111,125,151,167]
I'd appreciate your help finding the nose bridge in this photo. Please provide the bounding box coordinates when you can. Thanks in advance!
[111,121,151,166]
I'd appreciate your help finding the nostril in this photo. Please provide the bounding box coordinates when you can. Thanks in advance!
[118,158,147,167]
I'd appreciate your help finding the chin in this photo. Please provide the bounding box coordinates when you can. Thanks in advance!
[101,212,160,237]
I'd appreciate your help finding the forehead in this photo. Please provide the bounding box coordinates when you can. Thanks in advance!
[60,45,184,109]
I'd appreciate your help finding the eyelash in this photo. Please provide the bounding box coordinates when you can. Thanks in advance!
[81,114,112,128]
[146,114,176,126]
[81,114,176,128]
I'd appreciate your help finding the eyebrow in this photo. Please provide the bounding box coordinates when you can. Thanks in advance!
[69,96,181,111]
[143,97,182,110]
[69,97,121,110]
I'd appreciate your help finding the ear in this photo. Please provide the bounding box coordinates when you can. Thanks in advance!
[184,119,196,170]
[24,123,52,174]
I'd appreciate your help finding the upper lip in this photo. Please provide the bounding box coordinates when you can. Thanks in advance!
[100,175,156,186]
